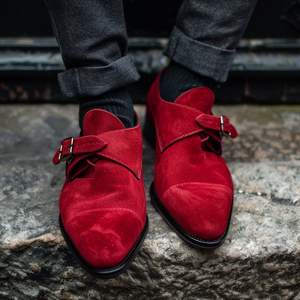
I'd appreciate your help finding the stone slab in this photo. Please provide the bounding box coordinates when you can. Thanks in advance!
[0,104,300,300]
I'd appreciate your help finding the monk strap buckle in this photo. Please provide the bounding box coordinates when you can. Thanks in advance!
[220,115,231,139]
[59,137,74,163]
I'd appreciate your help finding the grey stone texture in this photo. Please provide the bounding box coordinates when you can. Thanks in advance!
[0,104,300,299]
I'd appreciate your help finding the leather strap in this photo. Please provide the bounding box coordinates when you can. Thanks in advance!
[152,100,205,152]
[52,136,107,165]
[196,114,238,138]
[151,103,238,153]
[53,126,143,179]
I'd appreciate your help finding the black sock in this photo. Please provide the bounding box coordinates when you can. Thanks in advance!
[78,87,134,133]
[159,61,219,102]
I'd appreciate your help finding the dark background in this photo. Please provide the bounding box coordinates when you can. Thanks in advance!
[0,0,299,104]
[0,0,299,39]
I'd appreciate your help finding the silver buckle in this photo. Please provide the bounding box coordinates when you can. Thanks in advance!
[220,116,231,139]
[58,137,74,162]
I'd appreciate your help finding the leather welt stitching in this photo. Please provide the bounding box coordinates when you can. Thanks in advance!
[201,118,218,124]
[200,119,231,131]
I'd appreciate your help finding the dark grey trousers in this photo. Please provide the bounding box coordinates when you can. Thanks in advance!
[43,0,258,98]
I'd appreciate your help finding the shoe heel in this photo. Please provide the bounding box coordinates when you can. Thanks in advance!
[143,116,156,149]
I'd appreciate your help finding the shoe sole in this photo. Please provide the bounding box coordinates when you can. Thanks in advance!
[59,214,149,278]
[144,116,232,249]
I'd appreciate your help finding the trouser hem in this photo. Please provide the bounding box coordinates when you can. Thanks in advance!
[58,55,140,98]
[163,27,235,83]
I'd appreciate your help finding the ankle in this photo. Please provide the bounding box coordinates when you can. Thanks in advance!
[159,61,219,102]
[78,88,134,133]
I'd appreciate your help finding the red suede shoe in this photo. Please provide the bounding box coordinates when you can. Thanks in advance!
[53,109,148,278]
[144,70,238,249]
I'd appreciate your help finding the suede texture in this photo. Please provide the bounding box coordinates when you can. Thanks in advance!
[53,109,146,269]
[146,70,238,241]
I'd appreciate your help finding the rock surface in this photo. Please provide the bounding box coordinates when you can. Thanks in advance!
[0,104,300,300]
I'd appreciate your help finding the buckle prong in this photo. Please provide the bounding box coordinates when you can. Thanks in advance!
[220,115,231,139]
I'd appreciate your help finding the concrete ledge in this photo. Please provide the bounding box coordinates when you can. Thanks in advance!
[0,104,300,299]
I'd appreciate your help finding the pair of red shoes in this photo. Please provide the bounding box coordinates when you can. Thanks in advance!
[53,70,238,278]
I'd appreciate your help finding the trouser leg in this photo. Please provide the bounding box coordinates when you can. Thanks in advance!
[164,0,258,83]
[43,0,140,98]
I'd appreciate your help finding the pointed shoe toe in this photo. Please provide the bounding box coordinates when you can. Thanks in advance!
[65,208,146,269]
[160,182,233,241]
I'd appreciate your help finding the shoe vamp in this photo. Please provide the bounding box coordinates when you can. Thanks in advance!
[59,157,146,225]
[154,134,233,197]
